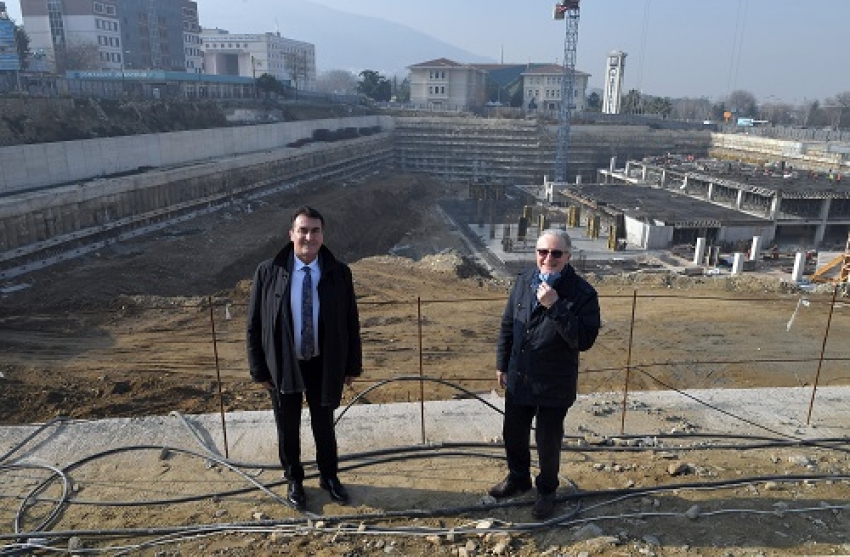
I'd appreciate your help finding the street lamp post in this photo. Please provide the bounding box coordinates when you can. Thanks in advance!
[120,50,131,96]
[251,55,261,99]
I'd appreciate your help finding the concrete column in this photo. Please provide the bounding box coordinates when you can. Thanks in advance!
[819,198,832,220]
[609,156,616,173]
[625,160,631,178]
[575,174,582,185]
[660,170,668,188]
[709,245,720,267]
[769,193,782,219]
[749,236,762,261]
[815,224,826,247]
[693,237,706,266]
[642,164,648,182]
[489,204,496,239]
[815,198,831,246]
[707,182,715,201]
[791,252,806,282]
[732,252,745,275]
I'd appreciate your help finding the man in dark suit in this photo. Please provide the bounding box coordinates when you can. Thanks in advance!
[490,228,601,520]
[247,205,362,510]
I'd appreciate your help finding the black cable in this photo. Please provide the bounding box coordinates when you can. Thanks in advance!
[3,376,849,549]
[336,375,506,425]
[0,416,75,464]
[4,473,848,544]
[631,366,850,452]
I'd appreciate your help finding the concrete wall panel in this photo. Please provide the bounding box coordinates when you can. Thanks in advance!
[44,143,72,185]
[66,141,96,180]
[0,115,388,196]
[23,144,52,186]
[0,147,28,190]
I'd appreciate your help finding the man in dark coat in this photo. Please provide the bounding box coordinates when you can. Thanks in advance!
[247,205,362,510]
[489,228,601,520]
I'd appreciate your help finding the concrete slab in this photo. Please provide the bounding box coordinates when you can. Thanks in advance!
[2,387,847,469]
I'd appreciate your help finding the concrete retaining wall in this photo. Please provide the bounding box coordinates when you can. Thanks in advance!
[710,132,849,171]
[0,135,393,275]
[3,115,848,279]
[0,115,394,195]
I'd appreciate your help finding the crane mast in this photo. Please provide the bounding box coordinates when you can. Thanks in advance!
[554,1,580,183]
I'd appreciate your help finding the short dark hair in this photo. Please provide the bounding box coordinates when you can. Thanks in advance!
[290,205,325,228]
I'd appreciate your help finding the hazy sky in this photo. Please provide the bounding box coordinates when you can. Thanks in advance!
[299,0,845,104]
[6,0,846,104]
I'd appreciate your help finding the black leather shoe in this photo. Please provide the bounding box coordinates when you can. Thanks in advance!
[319,476,350,503]
[287,481,306,510]
[532,491,556,520]
[488,476,532,498]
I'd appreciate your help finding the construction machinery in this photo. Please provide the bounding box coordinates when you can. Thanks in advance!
[553,0,581,183]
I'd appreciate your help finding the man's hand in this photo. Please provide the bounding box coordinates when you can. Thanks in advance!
[496,371,507,389]
[537,281,558,308]
[344,376,354,386]
[260,381,274,391]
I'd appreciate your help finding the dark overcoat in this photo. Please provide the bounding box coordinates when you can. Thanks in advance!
[497,264,600,407]
[246,242,362,408]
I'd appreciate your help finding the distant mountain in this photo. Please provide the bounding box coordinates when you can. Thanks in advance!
[200,0,493,77]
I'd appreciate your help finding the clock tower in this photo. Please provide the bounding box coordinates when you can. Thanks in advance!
[602,51,627,114]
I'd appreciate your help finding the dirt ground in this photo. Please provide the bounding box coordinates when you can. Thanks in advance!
[1,171,849,555]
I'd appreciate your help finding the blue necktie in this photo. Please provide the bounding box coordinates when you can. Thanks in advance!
[301,267,314,359]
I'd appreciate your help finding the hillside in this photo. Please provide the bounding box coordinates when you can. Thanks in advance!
[0,97,374,147]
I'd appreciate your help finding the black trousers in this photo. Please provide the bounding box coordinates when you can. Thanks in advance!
[269,356,338,482]
[503,392,569,495]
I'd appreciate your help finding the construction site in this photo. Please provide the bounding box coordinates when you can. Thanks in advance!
[2,2,850,556]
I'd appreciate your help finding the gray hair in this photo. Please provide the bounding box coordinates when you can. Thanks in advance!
[539,228,572,252]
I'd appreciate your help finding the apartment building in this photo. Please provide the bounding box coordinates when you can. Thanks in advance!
[200,28,316,91]
[19,0,200,73]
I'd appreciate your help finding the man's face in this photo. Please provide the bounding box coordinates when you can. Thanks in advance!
[289,214,323,264]
[535,234,571,275]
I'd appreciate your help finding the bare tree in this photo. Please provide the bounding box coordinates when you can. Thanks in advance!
[315,69,358,95]
[726,90,757,117]
[283,51,309,92]
[758,101,795,125]
[53,39,100,73]
[671,97,713,121]
[825,91,850,128]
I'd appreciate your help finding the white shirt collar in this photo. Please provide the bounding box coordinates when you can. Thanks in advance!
[294,256,319,273]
